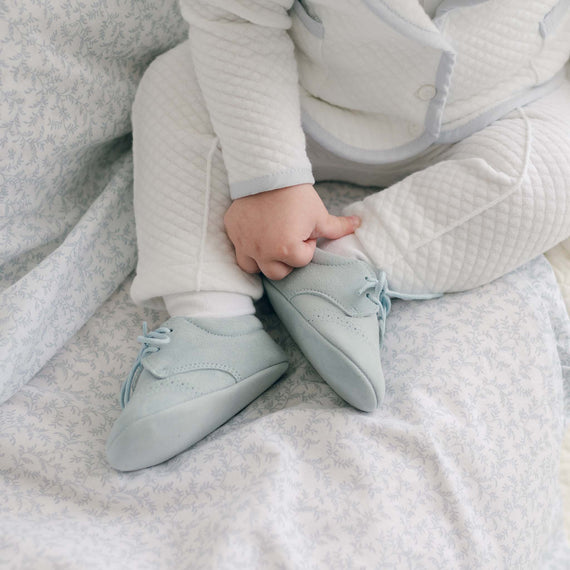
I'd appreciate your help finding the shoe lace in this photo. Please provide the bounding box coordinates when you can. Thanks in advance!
[358,272,441,341]
[120,323,172,408]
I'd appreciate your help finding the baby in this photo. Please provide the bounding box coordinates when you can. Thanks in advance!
[106,0,570,471]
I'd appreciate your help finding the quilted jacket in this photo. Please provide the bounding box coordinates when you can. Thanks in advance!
[180,0,570,198]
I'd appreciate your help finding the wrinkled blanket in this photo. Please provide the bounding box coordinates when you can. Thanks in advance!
[2,1,570,568]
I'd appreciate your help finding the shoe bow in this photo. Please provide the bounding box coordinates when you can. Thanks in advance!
[359,271,441,341]
[120,323,172,408]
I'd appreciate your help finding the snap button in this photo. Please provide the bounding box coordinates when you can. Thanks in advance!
[416,84,437,101]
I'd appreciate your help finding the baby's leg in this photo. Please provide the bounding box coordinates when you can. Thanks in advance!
[344,81,570,294]
[107,41,288,472]
[130,40,262,316]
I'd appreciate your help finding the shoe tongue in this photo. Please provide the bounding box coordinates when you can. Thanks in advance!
[290,250,379,317]
[311,248,356,266]
[139,316,262,379]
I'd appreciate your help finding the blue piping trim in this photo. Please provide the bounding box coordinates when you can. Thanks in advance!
[299,0,457,164]
[438,70,566,143]
[229,167,315,199]
[424,50,456,137]
[301,71,566,164]
[539,0,570,38]
[291,0,324,38]
[362,0,450,50]
[434,0,489,21]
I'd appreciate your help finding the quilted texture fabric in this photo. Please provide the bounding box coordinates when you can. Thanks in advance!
[181,0,314,198]
[130,41,263,309]
[439,0,569,126]
[345,80,570,293]
[179,0,570,194]
[131,41,570,304]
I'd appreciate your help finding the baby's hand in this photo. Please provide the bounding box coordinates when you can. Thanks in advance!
[224,184,360,280]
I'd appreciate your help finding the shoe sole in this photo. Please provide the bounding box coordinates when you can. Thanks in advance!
[264,280,381,412]
[106,360,288,471]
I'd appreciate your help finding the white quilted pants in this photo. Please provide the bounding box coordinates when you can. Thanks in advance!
[343,81,570,293]
[130,40,570,306]
[130,41,263,308]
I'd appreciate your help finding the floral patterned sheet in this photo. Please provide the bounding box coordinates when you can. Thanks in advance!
[2,254,570,569]
[548,238,570,541]
[2,1,570,568]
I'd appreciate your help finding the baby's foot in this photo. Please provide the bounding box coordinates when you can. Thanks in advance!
[264,249,390,412]
[106,315,288,471]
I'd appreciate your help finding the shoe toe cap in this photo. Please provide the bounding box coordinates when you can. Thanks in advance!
[295,298,386,411]
[106,368,236,471]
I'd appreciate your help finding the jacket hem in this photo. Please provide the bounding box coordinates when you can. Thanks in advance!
[301,71,566,165]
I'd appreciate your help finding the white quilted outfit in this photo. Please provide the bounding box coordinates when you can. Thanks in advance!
[130,0,570,306]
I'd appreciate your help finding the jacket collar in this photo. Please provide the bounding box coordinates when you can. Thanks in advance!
[362,0,491,50]
[435,0,490,19]
[362,0,450,50]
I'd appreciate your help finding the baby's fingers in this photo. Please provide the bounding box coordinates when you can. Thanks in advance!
[276,239,317,269]
[312,214,360,241]
[259,260,293,280]
[235,252,260,274]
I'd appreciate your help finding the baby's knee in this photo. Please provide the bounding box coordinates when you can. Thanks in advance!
[132,40,213,136]
[133,40,199,114]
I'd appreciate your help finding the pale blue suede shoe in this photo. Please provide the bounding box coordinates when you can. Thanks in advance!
[106,315,288,471]
[264,249,433,412]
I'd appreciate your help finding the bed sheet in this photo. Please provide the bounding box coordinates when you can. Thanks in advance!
[548,238,570,542]
[2,1,570,567]
[2,252,569,569]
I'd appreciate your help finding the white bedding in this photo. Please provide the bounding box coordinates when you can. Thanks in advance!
[2,1,570,567]
[549,238,570,540]
[2,247,570,569]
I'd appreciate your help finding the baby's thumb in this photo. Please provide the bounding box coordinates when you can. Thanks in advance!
[312,214,360,240]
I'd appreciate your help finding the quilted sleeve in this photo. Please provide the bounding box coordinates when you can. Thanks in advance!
[180,0,315,199]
